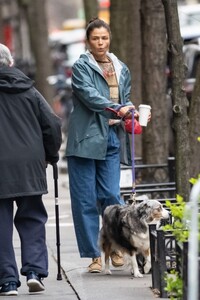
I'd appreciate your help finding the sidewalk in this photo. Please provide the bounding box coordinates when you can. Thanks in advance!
[11,163,166,300]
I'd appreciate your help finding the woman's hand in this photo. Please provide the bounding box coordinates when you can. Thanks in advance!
[117,105,151,123]
[148,112,151,122]
[117,105,135,119]
[134,110,139,119]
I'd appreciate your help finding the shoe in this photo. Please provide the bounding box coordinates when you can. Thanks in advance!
[26,271,45,293]
[110,251,124,267]
[88,257,102,273]
[0,281,18,296]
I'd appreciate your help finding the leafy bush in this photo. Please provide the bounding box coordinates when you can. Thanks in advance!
[163,195,189,242]
[164,270,183,300]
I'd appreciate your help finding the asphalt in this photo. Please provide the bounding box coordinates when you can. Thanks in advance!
[8,156,168,300]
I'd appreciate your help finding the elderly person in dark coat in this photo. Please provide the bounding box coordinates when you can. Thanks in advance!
[0,43,62,295]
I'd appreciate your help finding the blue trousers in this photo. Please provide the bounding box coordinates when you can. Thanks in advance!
[67,127,124,258]
[0,196,48,287]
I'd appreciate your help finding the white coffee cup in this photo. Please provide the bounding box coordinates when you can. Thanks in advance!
[138,104,151,126]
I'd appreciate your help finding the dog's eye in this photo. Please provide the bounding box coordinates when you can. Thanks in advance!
[156,206,162,211]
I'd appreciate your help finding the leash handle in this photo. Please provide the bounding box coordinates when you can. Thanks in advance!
[105,106,132,120]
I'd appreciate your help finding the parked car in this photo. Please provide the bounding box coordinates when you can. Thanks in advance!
[48,28,86,136]
[178,4,200,43]
[49,28,85,47]
[61,41,85,77]
[166,5,200,99]
[183,43,200,99]
[49,28,85,77]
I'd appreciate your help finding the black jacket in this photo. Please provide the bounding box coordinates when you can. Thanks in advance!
[0,66,62,199]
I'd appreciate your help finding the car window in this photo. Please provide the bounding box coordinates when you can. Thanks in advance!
[179,5,200,27]
[180,12,200,26]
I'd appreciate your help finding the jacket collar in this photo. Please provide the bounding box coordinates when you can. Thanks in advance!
[81,51,123,83]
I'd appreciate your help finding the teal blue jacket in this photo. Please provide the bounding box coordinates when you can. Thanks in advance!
[66,51,133,162]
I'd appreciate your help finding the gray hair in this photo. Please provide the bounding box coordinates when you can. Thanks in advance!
[0,43,14,67]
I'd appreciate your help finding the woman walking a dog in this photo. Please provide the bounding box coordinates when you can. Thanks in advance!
[66,17,141,273]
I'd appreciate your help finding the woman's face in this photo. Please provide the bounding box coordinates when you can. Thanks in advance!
[87,26,110,60]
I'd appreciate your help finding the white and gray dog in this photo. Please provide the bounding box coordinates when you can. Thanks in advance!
[99,199,169,277]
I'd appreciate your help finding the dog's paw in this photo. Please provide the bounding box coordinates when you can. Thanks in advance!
[144,262,151,274]
[131,270,143,278]
[105,269,112,275]
[134,272,143,278]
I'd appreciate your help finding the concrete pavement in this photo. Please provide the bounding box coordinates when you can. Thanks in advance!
[9,162,166,299]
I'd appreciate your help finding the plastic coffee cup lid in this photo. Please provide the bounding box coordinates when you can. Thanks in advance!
[139,104,151,109]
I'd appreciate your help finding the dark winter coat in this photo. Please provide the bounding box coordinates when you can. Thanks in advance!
[0,66,62,199]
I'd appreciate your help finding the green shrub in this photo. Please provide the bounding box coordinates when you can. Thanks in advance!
[164,270,183,300]
[163,195,189,242]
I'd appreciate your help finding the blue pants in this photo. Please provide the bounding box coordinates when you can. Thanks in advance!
[67,127,124,258]
[0,196,48,287]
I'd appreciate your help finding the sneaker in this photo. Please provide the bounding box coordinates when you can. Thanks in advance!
[88,257,102,273]
[26,271,45,293]
[0,281,18,296]
[110,251,124,267]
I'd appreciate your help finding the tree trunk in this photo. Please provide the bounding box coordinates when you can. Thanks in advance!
[162,0,190,201]
[141,0,168,165]
[110,0,141,102]
[17,0,54,105]
[188,60,200,178]
[82,0,98,25]
[109,0,128,62]
[10,0,23,59]
[110,0,142,156]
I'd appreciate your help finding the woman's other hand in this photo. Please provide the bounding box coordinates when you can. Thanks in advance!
[148,112,151,122]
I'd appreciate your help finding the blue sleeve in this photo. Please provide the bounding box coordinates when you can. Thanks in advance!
[72,62,122,116]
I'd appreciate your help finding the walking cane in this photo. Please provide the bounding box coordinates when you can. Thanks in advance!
[52,163,62,280]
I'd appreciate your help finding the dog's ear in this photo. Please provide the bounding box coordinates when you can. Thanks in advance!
[121,216,126,225]
[137,200,149,218]
[139,200,148,209]
[121,212,129,225]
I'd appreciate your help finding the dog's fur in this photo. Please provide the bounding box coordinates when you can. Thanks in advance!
[99,199,169,277]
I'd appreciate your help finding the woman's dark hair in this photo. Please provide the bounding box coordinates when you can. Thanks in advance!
[86,17,112,40]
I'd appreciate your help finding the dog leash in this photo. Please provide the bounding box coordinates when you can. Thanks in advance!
[130,109,136,204]
[105,106,136,204]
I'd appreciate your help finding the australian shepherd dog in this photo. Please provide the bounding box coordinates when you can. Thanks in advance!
[99,199,169,277]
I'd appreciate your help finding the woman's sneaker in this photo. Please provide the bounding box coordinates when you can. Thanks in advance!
[110,251,124,267]
[88,257,102,273]
[26,271,45,293]
[0,281,18,296]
